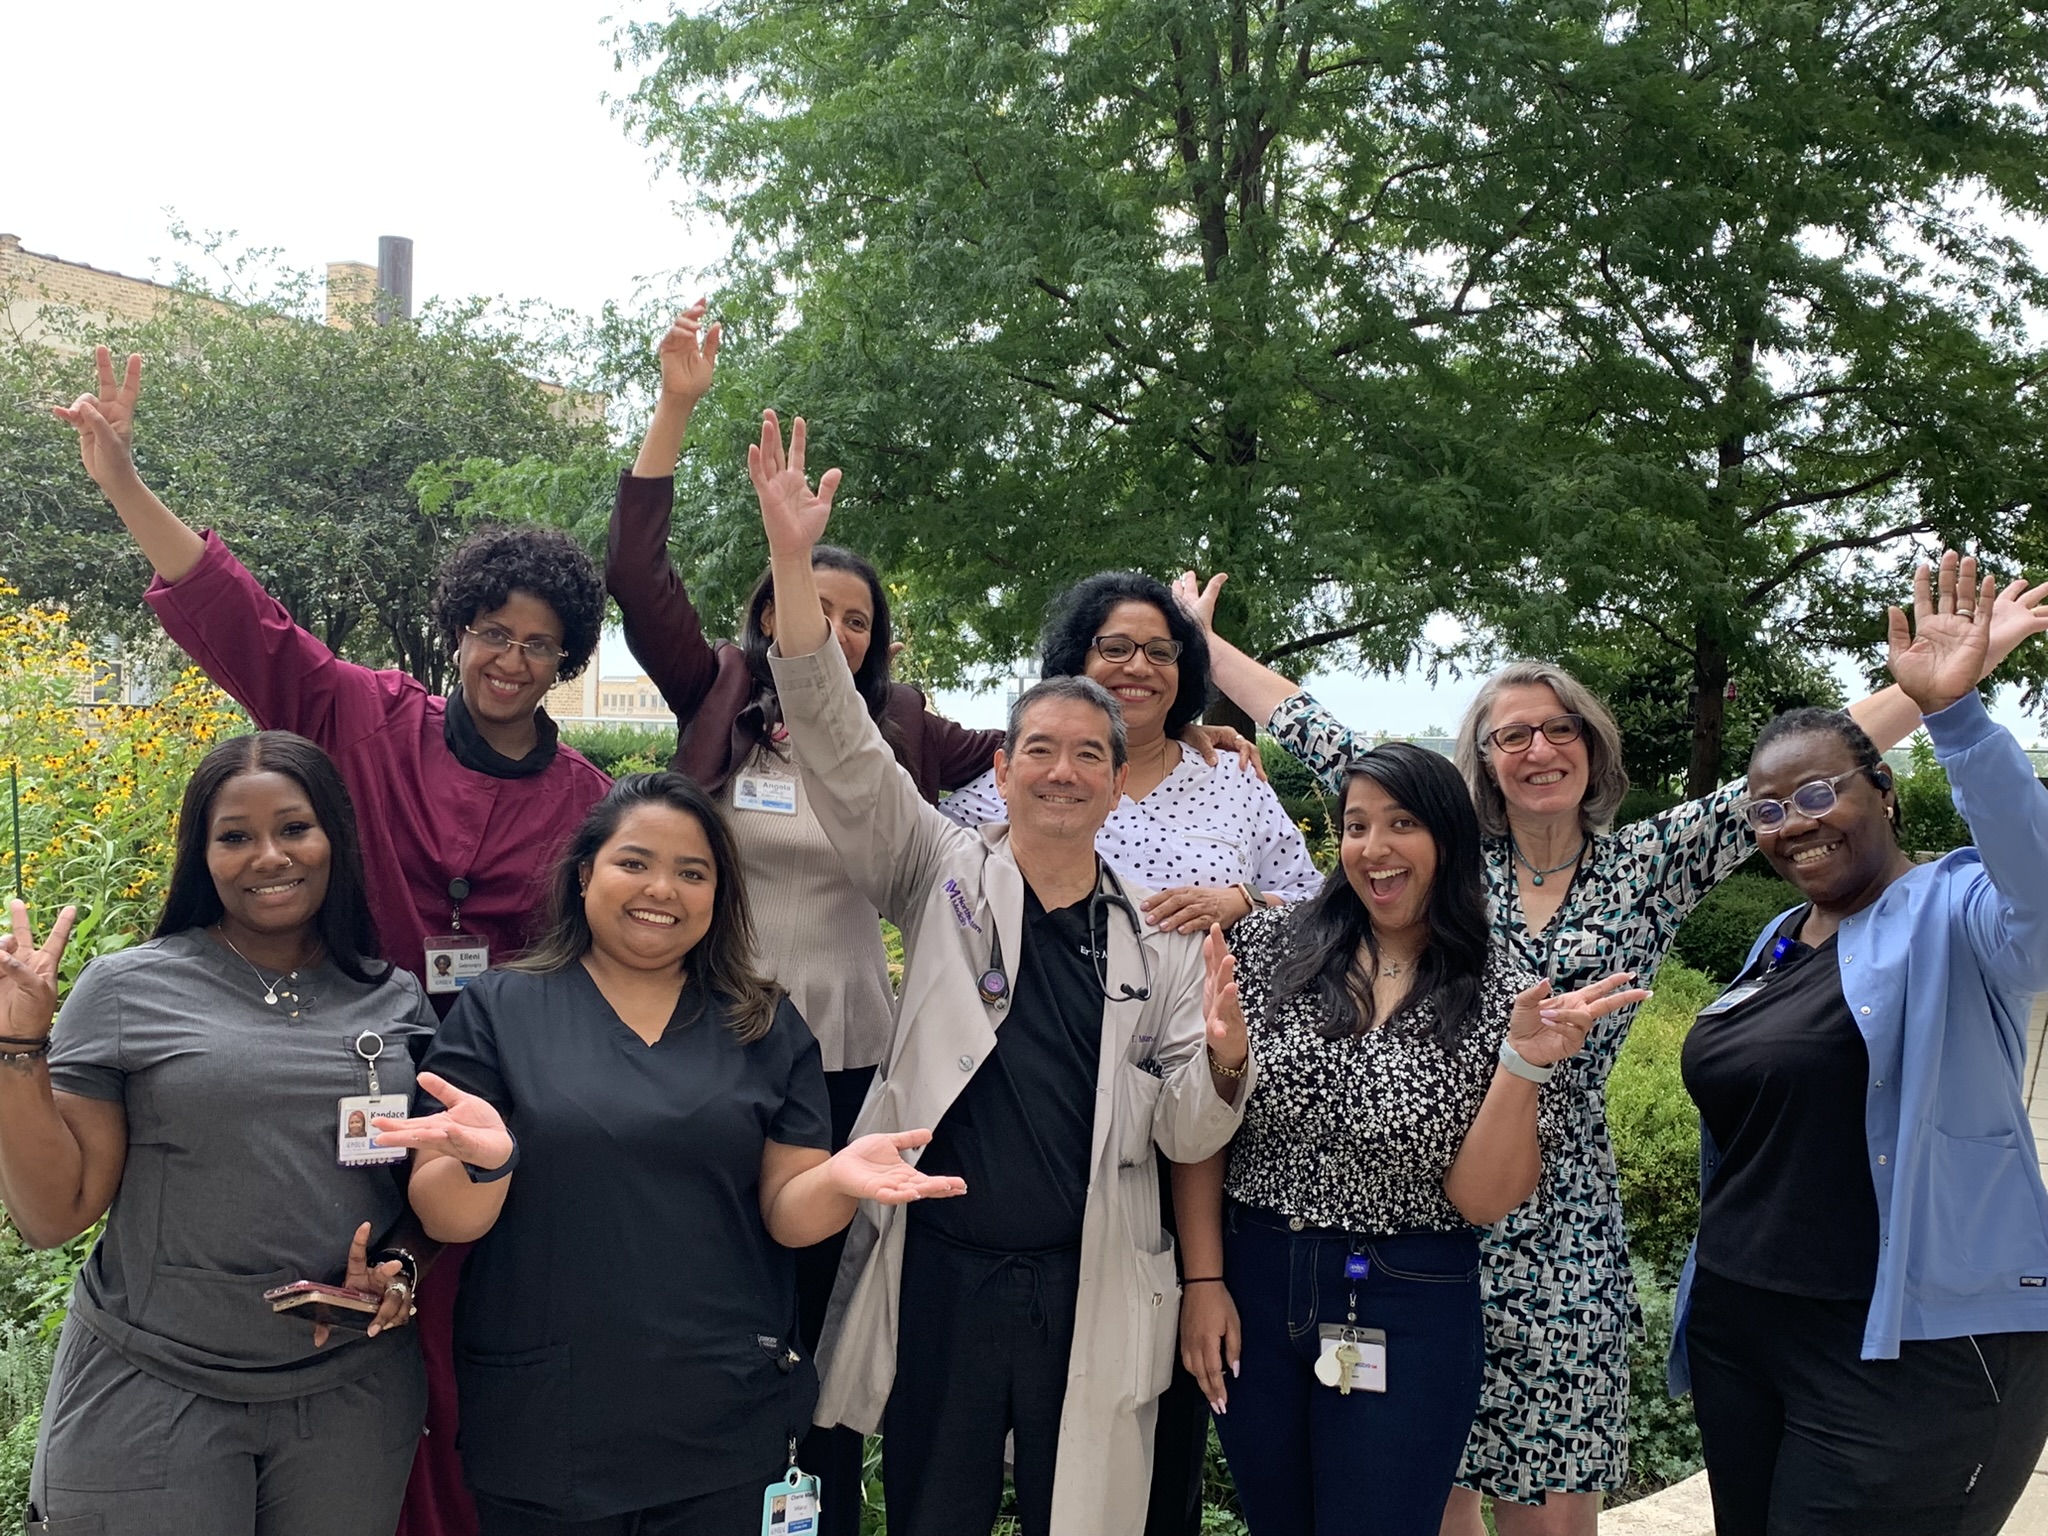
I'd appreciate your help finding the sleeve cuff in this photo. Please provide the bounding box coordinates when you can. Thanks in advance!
[1922,689,1997,756]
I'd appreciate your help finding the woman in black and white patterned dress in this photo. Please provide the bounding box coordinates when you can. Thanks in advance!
[1173,572,2048,1536]
[1178,742,1645,1534]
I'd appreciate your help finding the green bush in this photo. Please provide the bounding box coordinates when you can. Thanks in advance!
[1623,1262,1703,1497]
[1668,874,1797,983]
[1608,962,1716,1283]
[1894,735,1969,855]
[1261,736,1332,859]
[558,721,675,776]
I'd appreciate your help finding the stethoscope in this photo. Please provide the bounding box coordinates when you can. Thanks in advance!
[977,863,1154,1006]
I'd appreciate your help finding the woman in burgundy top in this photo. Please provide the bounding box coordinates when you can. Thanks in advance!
[57,348,612,1536]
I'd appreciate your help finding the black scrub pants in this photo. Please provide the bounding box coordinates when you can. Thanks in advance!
[473,1481,766,1536]
[882,1221,1082,1536]
[794,1064,877,1536]
[1688,1264,2048,1536]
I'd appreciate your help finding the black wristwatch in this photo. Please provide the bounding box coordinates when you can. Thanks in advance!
[370,1245,421,1294]
[463,1133,520,1184]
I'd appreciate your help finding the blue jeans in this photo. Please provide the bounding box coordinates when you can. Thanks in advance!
[1213,1204,1484,1535]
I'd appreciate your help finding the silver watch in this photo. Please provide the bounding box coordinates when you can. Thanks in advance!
[1498,1040,1556,1084]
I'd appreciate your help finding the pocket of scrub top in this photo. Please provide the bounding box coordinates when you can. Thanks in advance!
[142,1261,303,1368]
[455,1343,574,1507]
[1920,1129,2048,1290]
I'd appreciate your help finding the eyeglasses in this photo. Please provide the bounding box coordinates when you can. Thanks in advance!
[1091,634,1183,666]
[1484,713,1585,754]
[464,625,566,667]
[1741,768,1871,833]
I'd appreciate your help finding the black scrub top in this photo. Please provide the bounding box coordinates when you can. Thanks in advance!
[418,965,832,1519]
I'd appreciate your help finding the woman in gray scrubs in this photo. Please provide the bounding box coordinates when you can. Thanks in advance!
[0,731,434,1536]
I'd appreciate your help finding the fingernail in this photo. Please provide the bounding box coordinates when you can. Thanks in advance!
[1231,1362,1240,1377]
[1539,1009,1561,1023]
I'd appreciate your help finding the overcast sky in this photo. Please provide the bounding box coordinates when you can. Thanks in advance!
[11,0,2039,741]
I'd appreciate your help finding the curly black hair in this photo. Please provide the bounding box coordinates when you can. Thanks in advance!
[1038,571,1212,736]
[432,526,605,680]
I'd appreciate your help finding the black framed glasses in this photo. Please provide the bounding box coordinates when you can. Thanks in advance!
[1091,634,1183,666]
[1741,768,1870,833]
[1485,713,1585,754]
[464,625,566,667]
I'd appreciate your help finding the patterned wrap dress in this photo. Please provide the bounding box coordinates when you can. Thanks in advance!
[1268,692,1755,1502]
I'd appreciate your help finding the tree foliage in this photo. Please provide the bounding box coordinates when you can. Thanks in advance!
[1,258,611,692]
[618,0,2048,775]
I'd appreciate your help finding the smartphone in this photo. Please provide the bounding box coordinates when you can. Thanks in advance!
[264,1280,382,1331]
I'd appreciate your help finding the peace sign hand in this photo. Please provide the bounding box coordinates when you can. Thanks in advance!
[50,347,144,496]
[368,1071,513,1173]
[823,1129,968,1205]
[1507,972,1650,1069]
[0,900,78,1043]
[1890,551,1994,716]
[748,409,841,559]
[656,300,721,404]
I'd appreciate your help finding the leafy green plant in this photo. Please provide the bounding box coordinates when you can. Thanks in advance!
[558,723,675,777]
[1894,734,1969,856]
[1608,963,1717,1284]
[1668,874,1798,983]
[1623,1262,1704,1497]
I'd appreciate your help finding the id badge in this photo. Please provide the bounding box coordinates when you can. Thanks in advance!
[761,1468,820,1535]
[1313,1324,1387,1394]
[338,1094,409,1167]
[424,936,488,994]
[1696,978,1767,1019]
[733,769,799,816]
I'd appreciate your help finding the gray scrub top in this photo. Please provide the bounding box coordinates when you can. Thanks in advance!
[48,928,436,1401]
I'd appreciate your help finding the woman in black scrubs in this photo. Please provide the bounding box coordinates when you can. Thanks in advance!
[376,772,963,1535]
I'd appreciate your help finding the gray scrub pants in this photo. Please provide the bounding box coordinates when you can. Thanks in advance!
[27,1323,426,1536]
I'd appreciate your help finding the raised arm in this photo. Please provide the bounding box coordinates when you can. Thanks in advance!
[1848,573,2048,752]
[52,349,204,581]
[1173,572,1308,727]
[0,905,128,1249]
[752,412,969,921]
[609,308,726,723]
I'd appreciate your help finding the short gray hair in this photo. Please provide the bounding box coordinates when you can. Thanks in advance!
[1453,660,1630,838]
[1005,676,1128,770]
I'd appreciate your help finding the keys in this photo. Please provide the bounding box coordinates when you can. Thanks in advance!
[1334,1342,1362,1395]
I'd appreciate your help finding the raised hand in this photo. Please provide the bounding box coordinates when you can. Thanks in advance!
[1889,551,1993,716]
[656,300,721,403]
[822,1129,967,1204]
[369,1071,513,1172]
[1507,972,1650,1068]
[1986,575,2048,671]
[311,1220,412,1347]
[50,348,144,494]
[1173,570,1227,637]
[1203,924,1250,1073]
[0,901,78,1042]
[748,409,841,558]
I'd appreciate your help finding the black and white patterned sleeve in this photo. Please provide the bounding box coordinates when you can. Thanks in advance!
[1266,690,1367,796]
[1618,776,1759,928]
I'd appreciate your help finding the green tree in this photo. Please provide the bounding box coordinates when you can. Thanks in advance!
[1,263,611,691]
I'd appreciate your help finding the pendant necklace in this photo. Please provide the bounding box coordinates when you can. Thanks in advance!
[215,929,303,1007]
[1511,836,1587,887]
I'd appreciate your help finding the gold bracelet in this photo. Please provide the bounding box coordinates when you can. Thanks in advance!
[1207,1046,1248,1079]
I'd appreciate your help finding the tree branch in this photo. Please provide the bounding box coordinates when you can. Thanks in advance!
[1744,518,1935,606]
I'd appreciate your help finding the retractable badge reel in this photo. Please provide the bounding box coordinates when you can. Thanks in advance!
[761,1441,820,1536]
[425,877,489,994]
[338,1031,408,1168]
[1313,1249,1387,1395]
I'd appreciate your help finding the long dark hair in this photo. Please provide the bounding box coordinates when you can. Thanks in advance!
[1038,572,1212,736]
[510,772,781,1042]
[740,546,903,760]
[1270,743,1490,1046]
[152,732,388,986]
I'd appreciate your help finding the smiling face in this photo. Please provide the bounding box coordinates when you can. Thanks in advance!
[761,566,877,675]
[579,804,719,973]
[1340,774,1439,949]
[1081,600,1178,746]
[994,695,1129,847]
[455,589,566,732]
[205,769,332,953]
[1748,732,1900,913]
[1484,682,1591,822]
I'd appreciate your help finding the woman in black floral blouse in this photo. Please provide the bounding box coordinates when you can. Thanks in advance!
[1181,742,1645,1535]
[1173,571,2048,1536]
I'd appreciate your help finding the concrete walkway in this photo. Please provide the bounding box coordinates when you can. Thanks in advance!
[1610,992,2048,1534]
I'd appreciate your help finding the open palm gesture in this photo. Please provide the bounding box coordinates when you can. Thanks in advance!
[369,1071,513,1173]
[1203,923,1250,1071]
[748,409,841,558]
[824,1129,967,1205]
[656,300,721,403]
[51,347,143,494]
[1890,551,1993,716]
[0,901,78,1042]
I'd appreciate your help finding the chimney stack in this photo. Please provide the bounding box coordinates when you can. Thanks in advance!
[376,237,414,325]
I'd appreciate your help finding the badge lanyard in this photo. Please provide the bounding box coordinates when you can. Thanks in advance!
[425,876,489,995]
[337,1029,409,1168]
[761,1439,820,1535]
[1314,1248,1386,1395]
